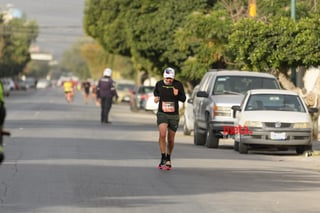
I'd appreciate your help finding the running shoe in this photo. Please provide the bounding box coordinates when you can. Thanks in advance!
[158,159,166,170]
[0,146,4,165]
[165,160,172,170]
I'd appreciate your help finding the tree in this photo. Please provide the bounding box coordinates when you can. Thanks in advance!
[83,0,209,79]
[175,9,232,82]
[79,40,134,80]
[0,18,38,78]
[227,15,320,74]
[61,41,90,80]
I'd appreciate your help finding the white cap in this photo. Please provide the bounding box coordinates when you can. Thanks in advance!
[103,68,112,77]
[163,67,175,79]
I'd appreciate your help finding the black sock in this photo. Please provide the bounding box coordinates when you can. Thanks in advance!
[166,154,171,161]
[161,153,166,160]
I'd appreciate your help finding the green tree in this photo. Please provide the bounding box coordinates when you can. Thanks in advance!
[61,41,90,80]
[0,18,38,78]
[79,40,134,80]
[227,15,320,75]
[83,0,208,79]
[175,9,232,81]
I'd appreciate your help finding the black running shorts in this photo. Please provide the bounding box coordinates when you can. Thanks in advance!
[156,112,180,132]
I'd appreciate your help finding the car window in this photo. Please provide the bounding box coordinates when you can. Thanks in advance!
[245,94,306,112]
[213,76,279,95]
[144,86,154,93]
[191,85,200,99]
[199,73,214,93]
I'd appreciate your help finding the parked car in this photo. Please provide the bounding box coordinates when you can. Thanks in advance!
[144,92,160,113]
[0,78,11,97]
[231,89,318,154]
[36,79,52,89]
[130,85,155,111]
[144,92,185,114]
[193,70,281,148]
[16,81,29,90]
[115,80,135,103]
[183,85,199,135]
[24,77,37,89]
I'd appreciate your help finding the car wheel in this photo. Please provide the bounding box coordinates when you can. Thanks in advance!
[130,100,139,112]
[234,133,240,151]
[130,104,138,112]
[296,145,312,155]
[205,126,219,148]
[239,142,248,154]
[194,122,206,145]
[183,116,191,135]
[234,141,239,151]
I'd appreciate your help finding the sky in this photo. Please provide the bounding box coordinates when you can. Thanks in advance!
[0,0,86,60]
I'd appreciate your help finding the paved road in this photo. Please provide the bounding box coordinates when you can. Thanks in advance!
[1,88,320,213]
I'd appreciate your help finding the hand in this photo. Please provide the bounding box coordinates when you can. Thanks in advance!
[173,87,178,96]
[154,96,159,103]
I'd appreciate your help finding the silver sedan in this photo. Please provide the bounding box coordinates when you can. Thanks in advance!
[232,89,318,154]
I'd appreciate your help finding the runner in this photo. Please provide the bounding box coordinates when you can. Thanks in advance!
[0,81,7,164]
[81,79,91,104]
[154,67,186,170]
[63,78,74,103]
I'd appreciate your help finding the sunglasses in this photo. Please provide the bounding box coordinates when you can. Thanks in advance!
[165,78,173,80]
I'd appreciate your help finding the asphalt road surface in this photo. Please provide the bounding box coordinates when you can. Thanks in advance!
[1,88,320,213]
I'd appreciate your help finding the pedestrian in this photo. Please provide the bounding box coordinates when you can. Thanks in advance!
[154,67,186,170]
[81,79,91,104]
[97,68,118,124]
[91,81,98,104]
[0,81,7,164]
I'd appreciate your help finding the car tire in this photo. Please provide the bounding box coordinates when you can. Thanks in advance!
[234,133,240,151]
[183,123,191,135]
[194,122,206,145]
[296,145,312,155]
[205,126,219,148]
[234,141,239,151]
[239,142,248,154]
[183,116,191,135]
[130,101,139,112]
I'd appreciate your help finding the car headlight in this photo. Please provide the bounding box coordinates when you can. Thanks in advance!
[244,121,263,128]
[293,122,311,128]
[214,106,231,117]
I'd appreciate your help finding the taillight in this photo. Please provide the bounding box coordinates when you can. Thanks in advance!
[141,94,147,100]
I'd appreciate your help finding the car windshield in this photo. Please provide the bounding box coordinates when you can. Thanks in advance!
[213,76,279,95]
[245,94,306,112]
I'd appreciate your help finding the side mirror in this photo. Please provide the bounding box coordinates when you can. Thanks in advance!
[308,107,319,114]
[196,91,209,98]
[231,105,241,118]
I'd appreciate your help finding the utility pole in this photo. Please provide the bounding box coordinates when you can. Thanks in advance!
[291,0,297,85]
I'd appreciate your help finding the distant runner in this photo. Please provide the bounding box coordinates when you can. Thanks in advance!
[63,78,74,103]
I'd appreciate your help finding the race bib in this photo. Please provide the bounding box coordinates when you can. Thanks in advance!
[162,102,175,112]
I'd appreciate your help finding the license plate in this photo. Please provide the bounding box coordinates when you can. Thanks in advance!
[270,132,286,140]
